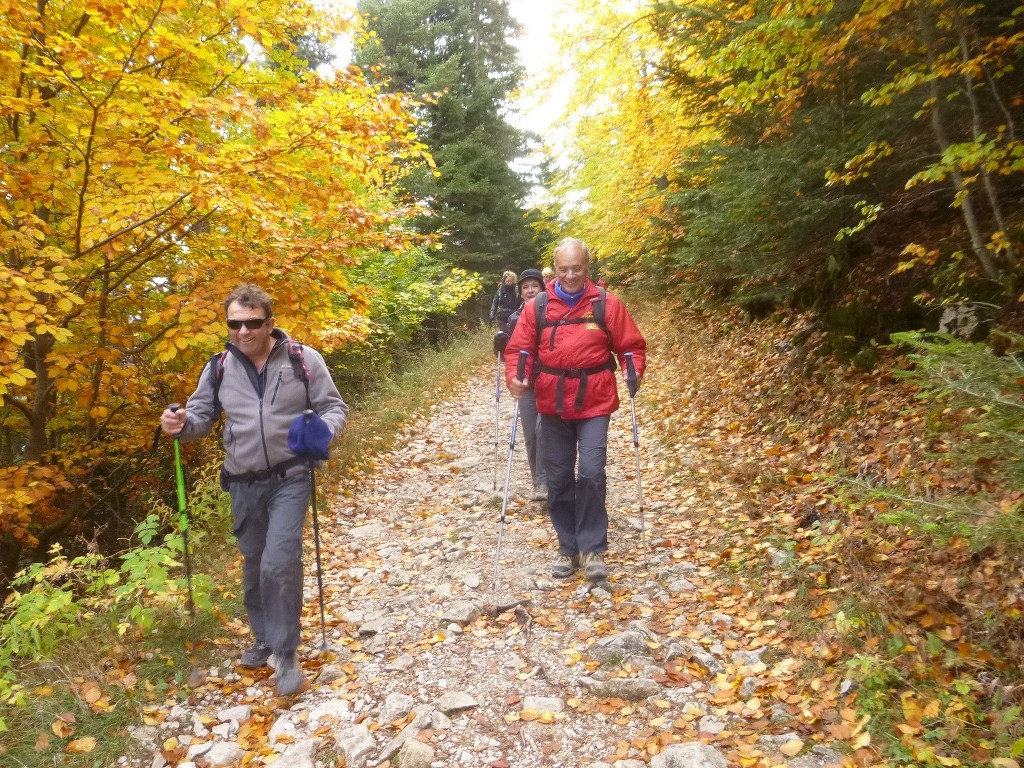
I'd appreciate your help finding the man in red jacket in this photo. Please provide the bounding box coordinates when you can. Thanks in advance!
[505,238,647,581]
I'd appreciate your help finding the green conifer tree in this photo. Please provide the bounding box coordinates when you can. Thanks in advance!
[355,0,536,275]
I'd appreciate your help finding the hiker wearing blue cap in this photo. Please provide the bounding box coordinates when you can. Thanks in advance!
[160,284,348,697]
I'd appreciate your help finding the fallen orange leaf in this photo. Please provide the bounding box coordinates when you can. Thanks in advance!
[66,737,97,754]
[780,739,804,757]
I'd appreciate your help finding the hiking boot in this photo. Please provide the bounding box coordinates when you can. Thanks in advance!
[274,651,307,697]
[581,552,609,581]
[551,554,577,579]
[530,483,548,501]
[239,642,272,668]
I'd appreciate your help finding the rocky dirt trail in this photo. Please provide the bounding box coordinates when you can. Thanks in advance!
[126,359,851,768]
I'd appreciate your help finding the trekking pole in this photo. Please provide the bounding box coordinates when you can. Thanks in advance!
[492,350,528,590]
[151,404,204,685]
[302,410,330,652]
[493,355,501,491]
[492,331,508,491]
[624,354,647,567]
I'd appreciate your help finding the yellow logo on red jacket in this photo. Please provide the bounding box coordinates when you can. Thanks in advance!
[581,310,600,331]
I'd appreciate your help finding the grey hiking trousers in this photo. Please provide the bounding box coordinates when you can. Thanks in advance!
[227,468,310,655]
[541,414,610,557]
[518,390,546,488]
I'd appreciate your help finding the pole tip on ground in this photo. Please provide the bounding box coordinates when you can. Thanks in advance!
[308,644,332,659]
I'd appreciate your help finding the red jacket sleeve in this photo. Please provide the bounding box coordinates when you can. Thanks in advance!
[504,297,539,385]
[606,294,647,378]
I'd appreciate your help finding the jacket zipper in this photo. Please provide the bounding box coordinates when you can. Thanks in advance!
[270,369,283,405]
[259,396,271,470]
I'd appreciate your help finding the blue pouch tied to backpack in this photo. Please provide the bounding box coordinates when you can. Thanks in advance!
[288,411,332,461]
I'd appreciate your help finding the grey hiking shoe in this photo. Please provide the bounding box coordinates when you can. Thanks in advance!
[530,483,548,501]
[274,651,307,697]
[239,642,272,668]
[551,554,577,579]
[581,552,609,581]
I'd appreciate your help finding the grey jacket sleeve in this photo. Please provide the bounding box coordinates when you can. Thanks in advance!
[304,347,349,440]
[178,361,219,443]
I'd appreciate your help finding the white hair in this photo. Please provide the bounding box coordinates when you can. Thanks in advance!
[553,237,589,263]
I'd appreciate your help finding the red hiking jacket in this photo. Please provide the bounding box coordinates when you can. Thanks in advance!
[504,281,647,419]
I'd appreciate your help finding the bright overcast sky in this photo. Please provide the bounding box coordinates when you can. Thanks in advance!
[507,0,573,136]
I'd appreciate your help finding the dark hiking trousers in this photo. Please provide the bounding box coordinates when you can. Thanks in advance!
[227,468,309,656]
[519,390,546,487]
[541,414,610,557]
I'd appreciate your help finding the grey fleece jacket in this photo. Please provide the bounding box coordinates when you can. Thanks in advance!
[178,328,348,476]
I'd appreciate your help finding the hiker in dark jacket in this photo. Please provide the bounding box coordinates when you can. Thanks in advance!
[489,270,519,335]
[160,284,348,697]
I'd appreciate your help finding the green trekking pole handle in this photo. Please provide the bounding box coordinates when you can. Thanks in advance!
[166,404,200,682]
[169,403,187,515]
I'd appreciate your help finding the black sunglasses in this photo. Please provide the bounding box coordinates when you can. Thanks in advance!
[227,318,268,330]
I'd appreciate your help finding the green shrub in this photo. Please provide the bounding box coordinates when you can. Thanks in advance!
[0,471,224,726]
[873,331,1024,550]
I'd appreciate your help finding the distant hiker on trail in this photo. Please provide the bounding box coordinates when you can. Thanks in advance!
[505,238,647,582]
[489,270,519,335]
[506,268,548,501]
[160,284,348,697]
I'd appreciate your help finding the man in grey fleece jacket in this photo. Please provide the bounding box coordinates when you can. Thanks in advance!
[160,284,348,697]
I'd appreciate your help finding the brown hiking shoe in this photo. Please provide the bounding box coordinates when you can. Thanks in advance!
[581,552,608,581]
[551,554,578,579]
[239,642,272,668]
[274,651,307,697]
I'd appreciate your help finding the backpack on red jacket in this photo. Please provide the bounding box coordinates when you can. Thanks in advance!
[532,289,616,413]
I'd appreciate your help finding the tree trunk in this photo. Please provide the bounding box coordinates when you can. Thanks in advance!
[957,23,1016,267]
[917,1,999,281]
[27,332,54,460]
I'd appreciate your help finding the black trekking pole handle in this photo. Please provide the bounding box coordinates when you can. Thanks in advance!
[624,353,639,399]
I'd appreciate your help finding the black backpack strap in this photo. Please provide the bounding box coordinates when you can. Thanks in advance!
[286,340,312,409]
[593,287,609,342]
[209,350,227,419]
[534,292,548,347]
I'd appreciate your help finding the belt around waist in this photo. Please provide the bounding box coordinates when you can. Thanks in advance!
[221,455,308,485]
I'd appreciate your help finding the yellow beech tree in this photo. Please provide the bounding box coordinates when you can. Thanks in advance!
[546,0,712,285]
[0,0,431,585]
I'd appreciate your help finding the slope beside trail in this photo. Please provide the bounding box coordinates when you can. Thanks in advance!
[127,351,851,768]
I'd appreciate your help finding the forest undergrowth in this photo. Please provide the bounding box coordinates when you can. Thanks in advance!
[635,299,1024,766]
